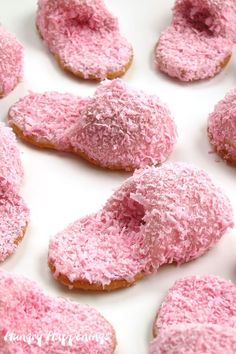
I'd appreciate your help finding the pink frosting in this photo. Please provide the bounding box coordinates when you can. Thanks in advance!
[0,177,29,262]
[0,25,23,96]
[154,275,236,334]
[0,123,23,190]
[36,0,133,79]
[155,0,236,81]
[149,324,236,354]
[48,163,233,288]
[208,89,236,164]
[0,270,116,353]
[8,91,89,150]
[8,79,177,171]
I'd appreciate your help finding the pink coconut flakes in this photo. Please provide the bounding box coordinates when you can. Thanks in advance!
[36,0,133,79]
[154,275,236,335]
[0,270,115,353]
[48,163,233,288]
[0,25,23,96]
[208,89,236,164]
[149,324,236,354]
[155,0,236,81]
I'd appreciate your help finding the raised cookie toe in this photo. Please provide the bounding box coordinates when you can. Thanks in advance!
[48,163,233,291]
[0,25,23,96]
[154,275,236,335]
[36,0,133,80]
[208,89,236,165]
[0,271,116,353]
[70,79,177,170]
[149,324,236,354]
[8,92,89,151]
[155,0,236,81]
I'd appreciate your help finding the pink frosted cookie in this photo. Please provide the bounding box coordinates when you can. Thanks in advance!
[36,0,133,80]
[48,163,233,291]
[0,123,23,190]
[149,324,236,354]
[0,25,23,97]
[208,89,236,166]
[8,79,177,171]
[155,0,236,81]
[154,275,236,336]
[0,271,116,353]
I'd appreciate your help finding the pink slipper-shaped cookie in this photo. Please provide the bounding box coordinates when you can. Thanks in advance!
[155,0,236,81]
[36,0,133,80]
[149,324,236,354]
[154,275,236,335]
[208,89,236,166]
[48,163,233,291]
[0,123,29,262]
[0,271,116,353]
[0,25,23,97]
[8,79,177,171]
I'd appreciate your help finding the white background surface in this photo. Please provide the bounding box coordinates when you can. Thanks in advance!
[1,0,236,353]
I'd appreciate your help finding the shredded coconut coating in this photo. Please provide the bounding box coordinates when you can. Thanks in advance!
[8,79,177,171]
[0,177,29,262]
[0,123,23,189]
[36,0,133,80]
[208,89,236,165]
[8,92,90,150]
[0,25,23,96]
[0,271,116,353]
[48,163,233,288]
[155,0,236,81]
[149,324,236,354]
[154,275,236,335]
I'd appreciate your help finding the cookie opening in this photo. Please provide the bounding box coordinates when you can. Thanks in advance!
[111,194,146,233]
[63,3,113,32]
[66,5,94,28]
[184,2,216,34]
